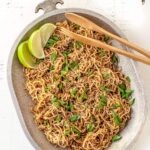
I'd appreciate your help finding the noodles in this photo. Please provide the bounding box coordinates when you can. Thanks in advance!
[24,20,132,150]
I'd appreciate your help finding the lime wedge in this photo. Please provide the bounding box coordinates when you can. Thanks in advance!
[40,23,56,47]
[17,41,36,68]
[28,30,45,59]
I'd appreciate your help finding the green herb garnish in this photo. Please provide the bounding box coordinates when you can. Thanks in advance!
[45,39,56,47]
[71,126,81,138]
[76,41,83,49]
[51,96,59,106]
[75,73,81,80]
[80,90,87,101]
[64,130,71,136]
[44,119,50,126]
[112,54,119,64]
[118,83,133,99]
[104,35,110,43]
[52,35,60,41]
[61,64,69,76]
[58,82,63,91]
[70,115,80,122]
[111,110,122,126]
[35,59,44,65]
[64,102,74,111]
[45,84,51,92]
[87,123,95,132]
[100,85,111,92]
[70,87,78,98]
[112,135,122,142]
[64,121,69,127]
[63,50,71,59]
[55,115,62,123]
[126,76,131,83]
[48,65,54,72]
[97,95,107,109]
[128,98,135,106]
[112,103,121,109]
[51,52,57,61]
[102,73,111,79]
[97,48,106,57]
[45,35,60,48]
[69,61,79,70]
[51,96,63,108]
[87,70,94,76]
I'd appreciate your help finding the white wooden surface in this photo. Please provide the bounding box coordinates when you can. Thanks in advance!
[0,0,150,149]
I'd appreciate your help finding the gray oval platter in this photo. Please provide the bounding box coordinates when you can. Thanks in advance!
[7,0,146,150]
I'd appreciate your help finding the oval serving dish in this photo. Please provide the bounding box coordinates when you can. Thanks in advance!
[7,0,146,150]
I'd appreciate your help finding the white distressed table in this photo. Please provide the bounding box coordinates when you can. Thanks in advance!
[0,0,150,149]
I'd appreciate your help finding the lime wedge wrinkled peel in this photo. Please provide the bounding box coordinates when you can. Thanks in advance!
[17,41,36,68]
[40,23,56,47]
[28,30,45,59]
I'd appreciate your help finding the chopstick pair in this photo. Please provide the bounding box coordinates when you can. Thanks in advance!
[59,13,150,65]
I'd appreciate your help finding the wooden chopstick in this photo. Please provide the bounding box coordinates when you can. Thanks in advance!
[59,27,150,65]
[65,13,150,58]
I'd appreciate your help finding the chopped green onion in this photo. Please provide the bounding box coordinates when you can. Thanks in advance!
[71,126,81,138]
[55,115,62,123]
[87,123,95,132]
[58,82,63,91]
[112,135,122,142]
[51,96,61,108]
[126,76,131,83]
[64,130,71,136]
[35,59,44,65]
[45,84,51,92]
[45,39,56,47]
[53,76,59,82]
[100,95,107,101]
[59,100,66,106]
[97,95,107,109]
[112,103,121,109]
[100,85,111,92]
[87,70,94,76]
[104,35,110,43]
[70,87,78,98]
[75,73,81,80]
[45,35,60,48]
[111,110,122,126]
[64,102,73,111]
[112,54,119,64]
[61,64,69,76]
[70,115,80,122]
[128,98,135,106]
[75,41,83,49]
[97,48,106,57]
[118,83,133,99]
[44,119,49,126]
[64,121,69,127]
[69,61,79,70]
[48,65,54,72]
[63,50,71,58]
[102,73,111,79]
[50,52,57,61]
[80,90,87,101]
[52,101,60,107]
[124,89,133,99]
[52,35,60,41]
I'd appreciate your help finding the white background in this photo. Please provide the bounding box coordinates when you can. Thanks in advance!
[0,0,150,149]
